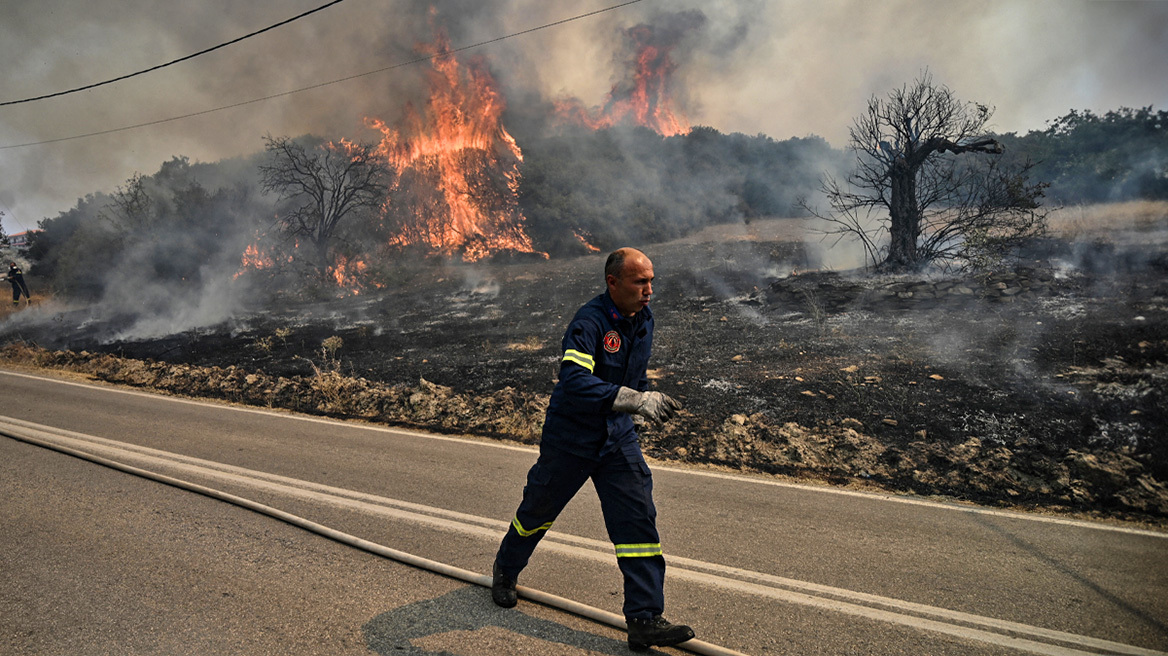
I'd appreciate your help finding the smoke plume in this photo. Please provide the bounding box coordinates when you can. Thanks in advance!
[1,0,1163,235]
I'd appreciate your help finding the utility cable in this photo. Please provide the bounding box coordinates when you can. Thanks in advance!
[0,0,645,151]
[0,0,350,107]
[0,199,31,234]
[1,419,744,656]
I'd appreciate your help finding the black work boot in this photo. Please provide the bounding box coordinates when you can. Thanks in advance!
[626,615,695,652]
[491,561,518,608]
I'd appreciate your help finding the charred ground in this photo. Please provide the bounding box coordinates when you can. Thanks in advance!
[3,218,1167,525]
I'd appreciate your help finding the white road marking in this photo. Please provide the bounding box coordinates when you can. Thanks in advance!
[3,416,1164,656]
[2,367,1164,539]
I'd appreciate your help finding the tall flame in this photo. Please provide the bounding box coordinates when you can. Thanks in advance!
[369,29,543,262]
[555,24,691,136]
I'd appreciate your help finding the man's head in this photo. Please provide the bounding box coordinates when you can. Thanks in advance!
[605,248,654,317]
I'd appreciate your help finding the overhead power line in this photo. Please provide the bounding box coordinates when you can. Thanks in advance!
[0,0,645,151]
[0,199,31,233]
[0,0,350,107]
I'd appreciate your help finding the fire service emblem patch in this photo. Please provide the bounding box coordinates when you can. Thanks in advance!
[603,330,622,353]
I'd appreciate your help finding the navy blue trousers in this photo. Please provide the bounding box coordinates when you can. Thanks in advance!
[495,441,666,620]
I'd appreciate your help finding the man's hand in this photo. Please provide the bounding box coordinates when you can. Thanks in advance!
[613,387,683,425]
[639,391,682,424]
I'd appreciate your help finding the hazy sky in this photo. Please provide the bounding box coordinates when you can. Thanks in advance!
[1,0,1165,235]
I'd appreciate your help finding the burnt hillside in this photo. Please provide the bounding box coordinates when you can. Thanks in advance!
[3,216,1167,525]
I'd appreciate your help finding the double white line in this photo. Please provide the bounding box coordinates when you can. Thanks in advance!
[2,416,1163,656]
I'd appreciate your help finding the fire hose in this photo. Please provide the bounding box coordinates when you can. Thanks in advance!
[2,421,746,656]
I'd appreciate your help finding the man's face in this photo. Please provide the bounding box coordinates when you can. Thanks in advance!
[607,253,654,317]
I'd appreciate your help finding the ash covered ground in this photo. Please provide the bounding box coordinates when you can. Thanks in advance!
[3,218,1168,525]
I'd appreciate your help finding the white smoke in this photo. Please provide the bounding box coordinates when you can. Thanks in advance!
[1,0,1164,236]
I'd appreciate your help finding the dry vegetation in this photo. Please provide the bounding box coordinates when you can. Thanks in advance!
[2,203,1167,527]
[1045,200,1168,240]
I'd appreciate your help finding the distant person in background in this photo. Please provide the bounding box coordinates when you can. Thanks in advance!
[6,262,30,306]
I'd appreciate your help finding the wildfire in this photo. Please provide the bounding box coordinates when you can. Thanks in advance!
[573,230,601,253]
[555,22,693,137]
[233,233,292,280]
[238,242,273,272]
[369,28,544,262]
[328,254,374,296]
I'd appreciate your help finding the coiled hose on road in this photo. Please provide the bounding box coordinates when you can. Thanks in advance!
[2,422,746,656]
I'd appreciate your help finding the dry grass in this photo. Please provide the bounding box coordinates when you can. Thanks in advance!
[679,203,1168,247]
[0,294,52,322]
[1046,200,1168,240]
[505,336,545,352]
[672,216,817,244]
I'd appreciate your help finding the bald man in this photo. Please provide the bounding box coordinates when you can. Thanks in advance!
[491,248,694,652]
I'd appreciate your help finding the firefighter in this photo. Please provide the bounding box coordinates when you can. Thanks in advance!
[491,247,694,652]
[6,262,30,306]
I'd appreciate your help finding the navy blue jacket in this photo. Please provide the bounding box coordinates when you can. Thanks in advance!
[541,291,654,459]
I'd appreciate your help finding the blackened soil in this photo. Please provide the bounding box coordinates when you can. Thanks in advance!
[4,220,1167,523]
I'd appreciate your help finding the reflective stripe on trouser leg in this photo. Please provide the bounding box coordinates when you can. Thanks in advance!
[495,446,592,580]
[615,543,663,558]
[511,516,553,537]
[593,442,665,620]
[615,542,666,620]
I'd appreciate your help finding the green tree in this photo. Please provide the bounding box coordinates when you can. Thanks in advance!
[999,106,1168,202]
[103,172,156,236]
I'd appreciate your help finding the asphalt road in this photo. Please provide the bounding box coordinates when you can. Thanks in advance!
[2,368,1166,656]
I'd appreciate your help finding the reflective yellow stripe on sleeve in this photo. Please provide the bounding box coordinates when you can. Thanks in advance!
[562,349,595,373]
[512,516,554,537]
[614,543,663,558]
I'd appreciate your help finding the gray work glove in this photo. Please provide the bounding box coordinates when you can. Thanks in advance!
[612,387,683,425]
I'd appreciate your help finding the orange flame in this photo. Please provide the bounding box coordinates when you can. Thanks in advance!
[574,230,601,253]
[234,231,296,280]
[328,254,372,296]
[369,28,545,262]
[555,25,690,136]
[238,242,273,271]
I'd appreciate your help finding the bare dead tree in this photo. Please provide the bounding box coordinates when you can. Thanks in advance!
[258,135,391,270]
[804,72,1047,271]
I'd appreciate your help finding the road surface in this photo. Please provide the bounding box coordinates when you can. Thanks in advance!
[2,368,1166,655]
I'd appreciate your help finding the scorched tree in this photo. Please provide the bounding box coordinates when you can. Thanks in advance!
[806,72,1047,271]
[259,135,391,272]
